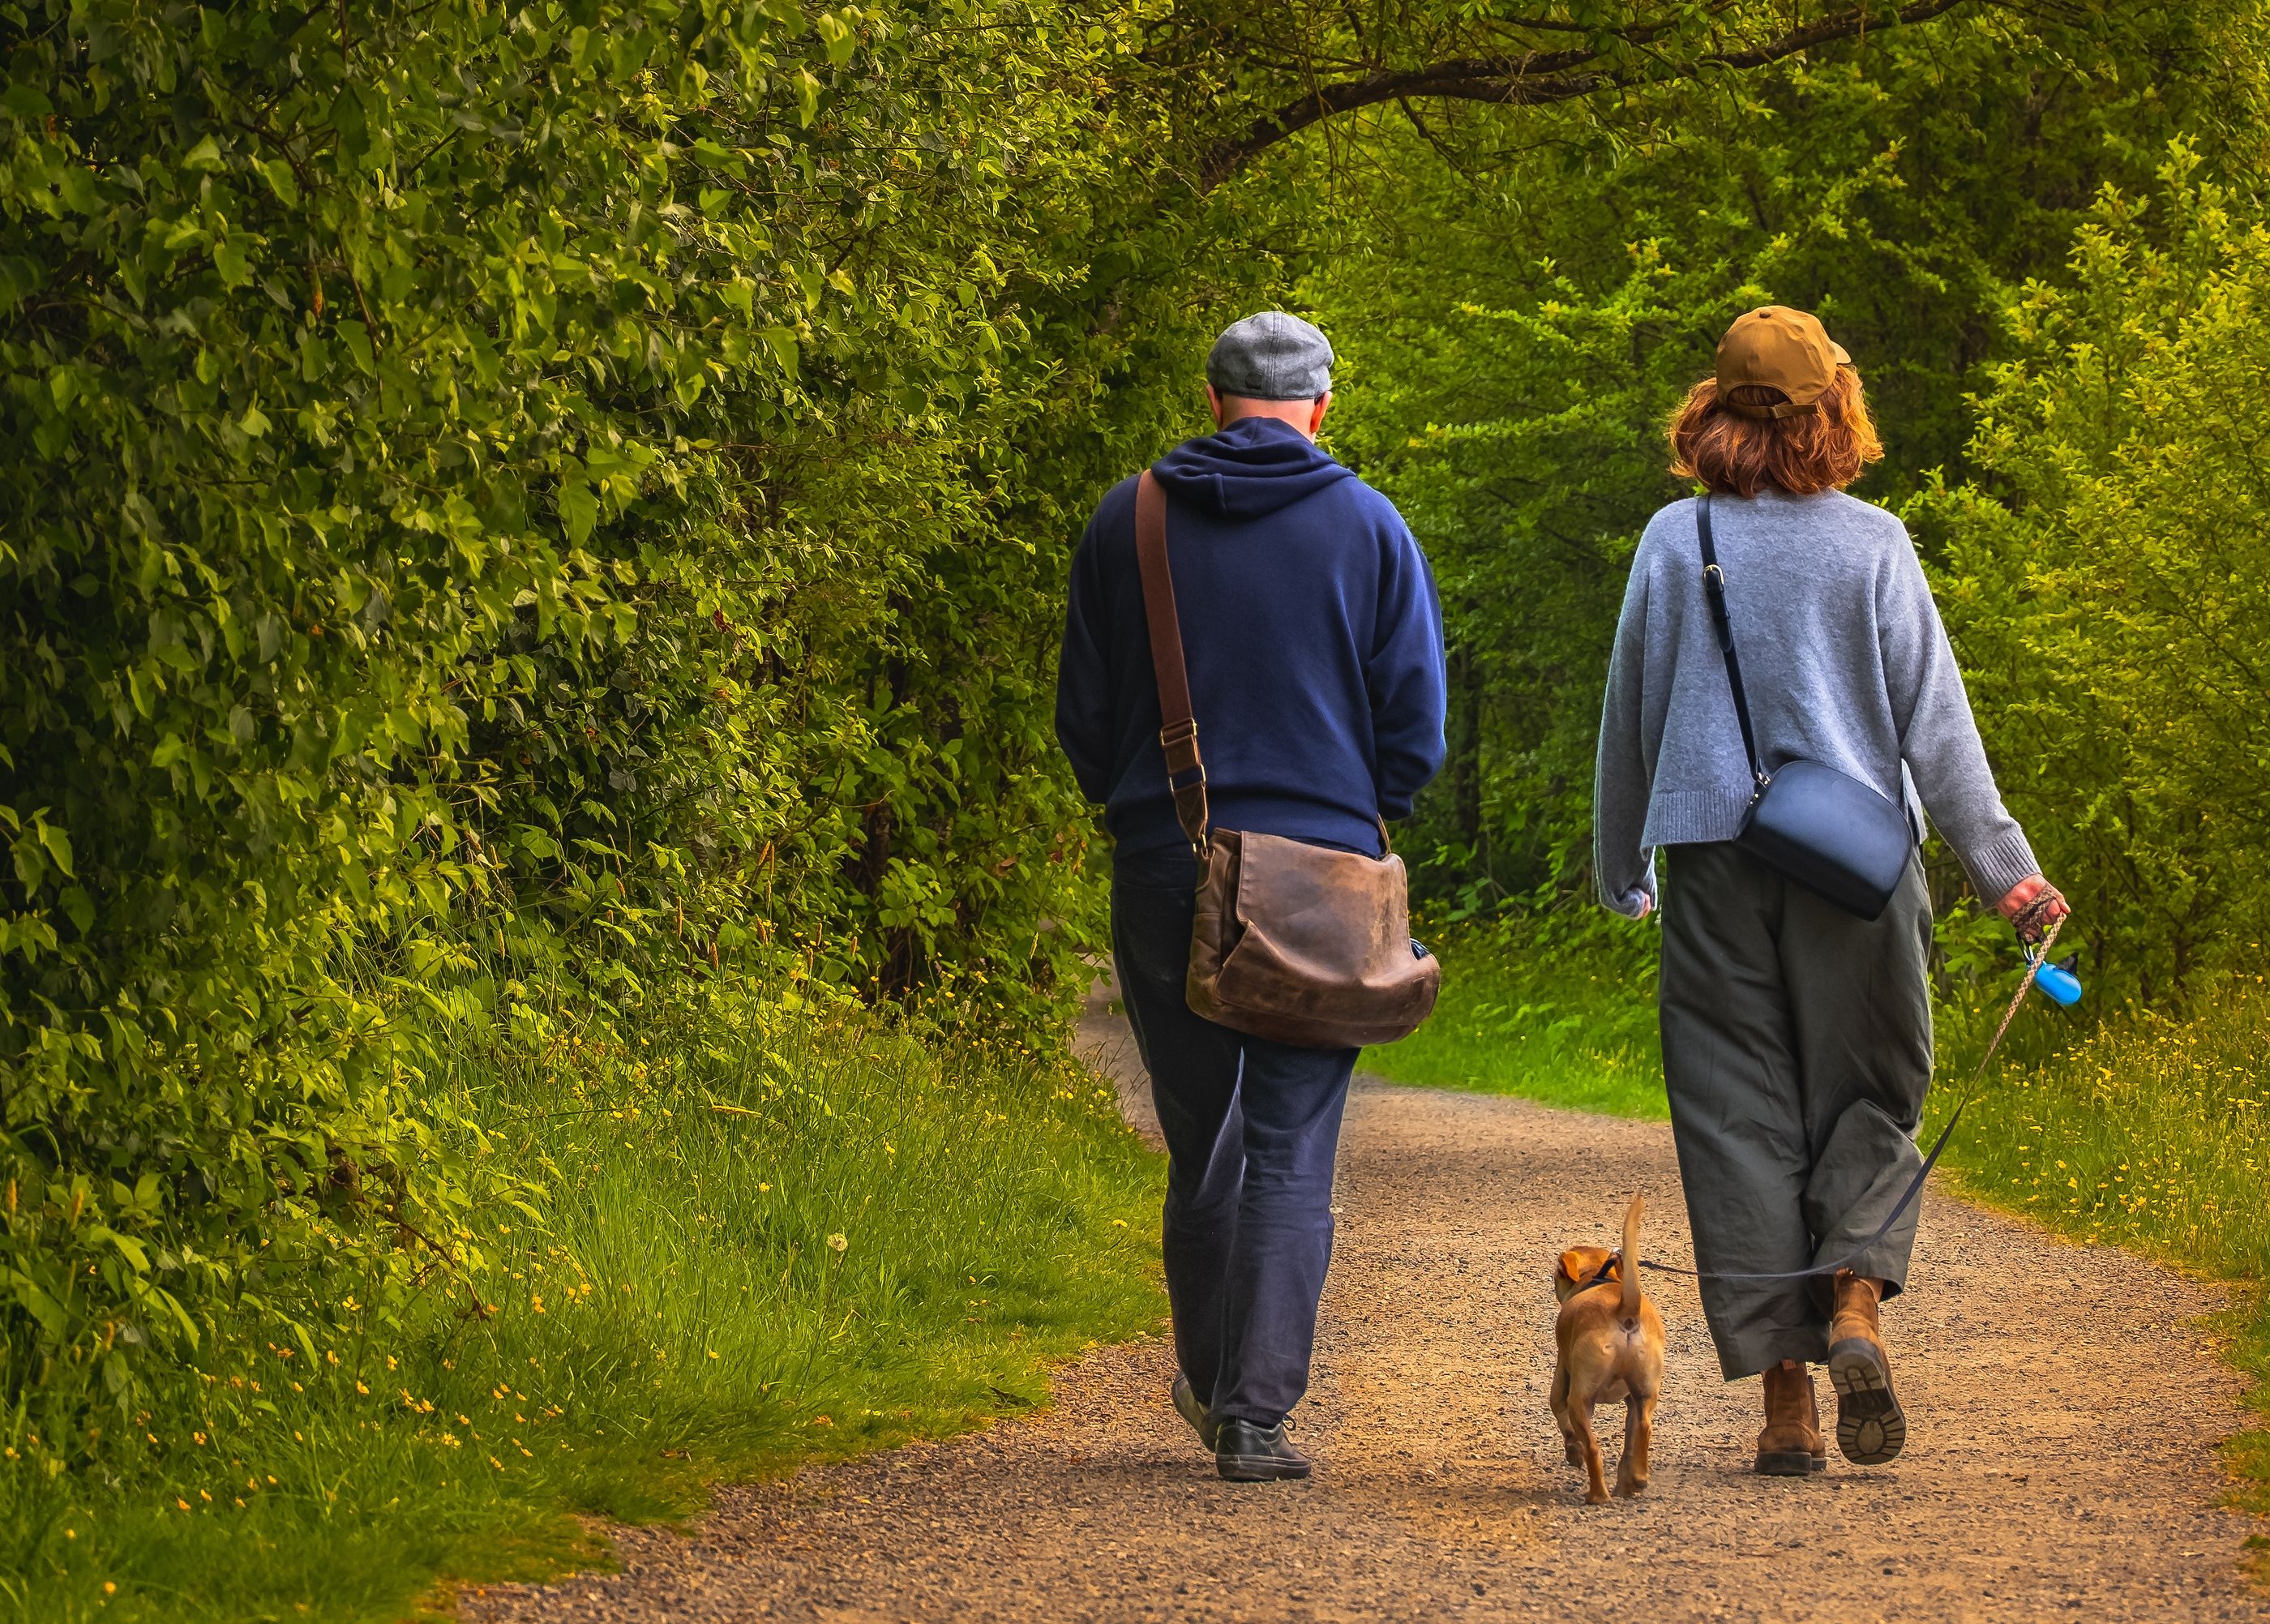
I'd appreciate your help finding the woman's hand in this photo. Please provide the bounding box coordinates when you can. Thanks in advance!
[1997,873,2068,944]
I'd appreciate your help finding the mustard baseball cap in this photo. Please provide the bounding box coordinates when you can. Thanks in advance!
[1715,306,1852,419]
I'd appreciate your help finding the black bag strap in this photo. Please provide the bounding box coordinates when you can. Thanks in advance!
[1695,493,1770,795]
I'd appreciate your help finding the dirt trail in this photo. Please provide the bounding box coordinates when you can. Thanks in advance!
[470,999,2264,1623]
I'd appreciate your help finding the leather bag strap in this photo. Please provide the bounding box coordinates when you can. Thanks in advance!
[1134,471,1210,847]
[1695,493,1770,794]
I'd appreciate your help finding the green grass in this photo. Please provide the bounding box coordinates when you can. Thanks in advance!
[1928,982,2270,1285]
[1929,981,2270,1528]
[1365,921,1666,1118]
[1,990,1165,1622]
[1369,925,2270,1531]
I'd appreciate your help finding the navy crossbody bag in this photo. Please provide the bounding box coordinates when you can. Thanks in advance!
[1696,494,1913,921]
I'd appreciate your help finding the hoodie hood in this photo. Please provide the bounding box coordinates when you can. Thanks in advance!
[1150,416,1353,520]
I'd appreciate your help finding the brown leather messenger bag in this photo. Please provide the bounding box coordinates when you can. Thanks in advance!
[1133,470,1440,1050]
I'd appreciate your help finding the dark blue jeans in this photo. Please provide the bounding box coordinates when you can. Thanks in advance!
[1111,847,1359,1429]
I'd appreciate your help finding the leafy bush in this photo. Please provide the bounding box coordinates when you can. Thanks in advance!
[1922,148,2270,1001]
[0,0,1228,1427]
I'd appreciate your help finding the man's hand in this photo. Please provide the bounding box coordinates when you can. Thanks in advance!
[1997,873,2068,944]
[1632,892,1655,921]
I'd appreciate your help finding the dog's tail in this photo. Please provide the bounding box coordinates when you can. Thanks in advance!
[1620,1193,1644,1319]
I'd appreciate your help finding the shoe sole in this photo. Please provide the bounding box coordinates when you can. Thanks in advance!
[1827,1336,1906,1465]
[1171,1381,1219,1452]
[1217,1454,1312,1482]
[1754,1449,1815,1477]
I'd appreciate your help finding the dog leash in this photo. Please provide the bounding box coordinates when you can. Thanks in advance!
[1636,912,2064,1288]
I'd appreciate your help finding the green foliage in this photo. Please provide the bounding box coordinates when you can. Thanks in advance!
[0,989,1161,1621]
[1312,3,2257,923]
[0,0,1247,1427]
[8,0,2268,1557]
[1921,148,2270,1000]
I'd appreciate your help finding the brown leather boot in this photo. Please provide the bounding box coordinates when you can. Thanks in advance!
[1754,1359,1824,1476]
[1827,1270,1907,1465]
[1804,1366,1827,1472]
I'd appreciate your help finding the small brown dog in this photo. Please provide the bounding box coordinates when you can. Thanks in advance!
[1549,1194,1666,1502]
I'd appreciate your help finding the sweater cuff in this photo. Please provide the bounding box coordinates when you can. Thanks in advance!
[1597,855,1658,918]
[1959,827,2040,906]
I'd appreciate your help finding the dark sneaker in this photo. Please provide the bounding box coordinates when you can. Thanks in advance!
[1827,1270,1907,1465]
[1215,1418,1311,1482]
[1171,1373,1220,1451]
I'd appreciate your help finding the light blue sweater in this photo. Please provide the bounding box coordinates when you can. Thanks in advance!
[1593,490,2037,917]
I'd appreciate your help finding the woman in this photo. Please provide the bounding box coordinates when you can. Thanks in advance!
[1592,306,2067,1476]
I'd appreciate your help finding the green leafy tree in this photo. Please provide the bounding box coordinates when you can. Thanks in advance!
[1923,146,2270,1000]
[1312,2,2258,927]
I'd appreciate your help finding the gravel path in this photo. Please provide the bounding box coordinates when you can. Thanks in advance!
[467,1002,2264,1623]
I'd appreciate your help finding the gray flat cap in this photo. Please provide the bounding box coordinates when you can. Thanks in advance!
[1206,311,1334,401]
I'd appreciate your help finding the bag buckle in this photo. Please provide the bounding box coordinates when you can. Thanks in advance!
[1159,716,1201,776]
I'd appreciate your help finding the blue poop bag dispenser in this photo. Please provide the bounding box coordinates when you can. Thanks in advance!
[2029,951,2083,1007]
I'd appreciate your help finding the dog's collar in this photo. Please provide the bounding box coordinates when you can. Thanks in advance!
[1568,1262,1621,1296]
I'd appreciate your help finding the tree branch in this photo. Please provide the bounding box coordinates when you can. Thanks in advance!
[1201,0,1979,186]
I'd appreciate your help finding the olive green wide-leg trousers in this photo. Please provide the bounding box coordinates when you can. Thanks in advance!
[1659,842,1935,1381]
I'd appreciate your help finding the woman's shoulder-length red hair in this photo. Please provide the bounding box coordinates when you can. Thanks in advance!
[1668,367,1883,498]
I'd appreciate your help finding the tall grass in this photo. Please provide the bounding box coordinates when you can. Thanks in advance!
[1930,981,2270,1278]
[1,991,1163,1622]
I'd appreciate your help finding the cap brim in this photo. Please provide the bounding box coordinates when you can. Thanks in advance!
[1831,341,1852,365]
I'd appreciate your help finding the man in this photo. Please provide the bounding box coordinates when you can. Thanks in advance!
[1055,311,1448,1481]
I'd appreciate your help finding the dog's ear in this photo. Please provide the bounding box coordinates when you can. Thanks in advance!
[1556,1249,1590,1283]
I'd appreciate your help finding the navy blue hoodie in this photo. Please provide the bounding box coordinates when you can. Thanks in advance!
[1055,417,1449,861]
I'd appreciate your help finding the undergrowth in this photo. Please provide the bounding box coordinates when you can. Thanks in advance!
[0,990,1164,1622]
